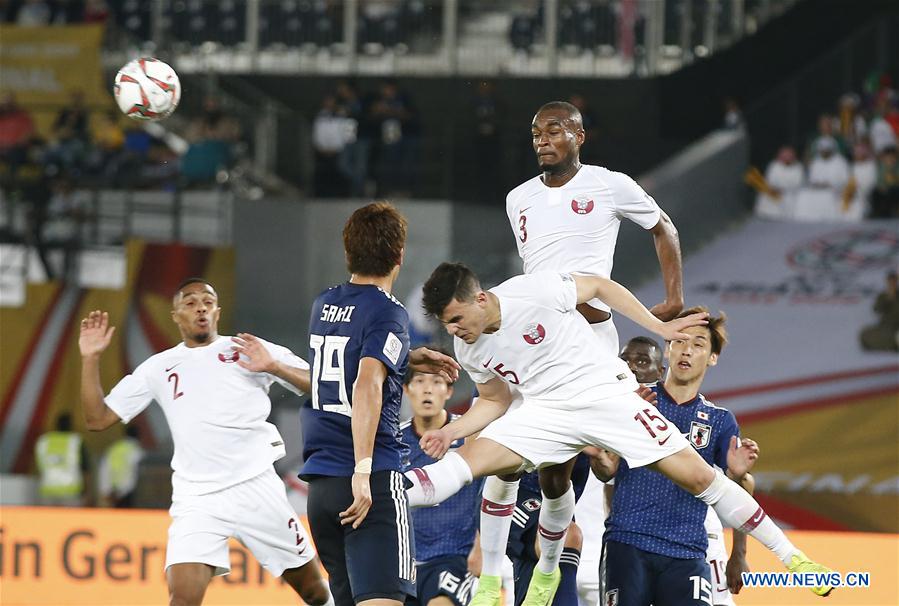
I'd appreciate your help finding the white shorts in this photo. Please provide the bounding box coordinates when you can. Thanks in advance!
[166,467,315,577]
[706,512,736,606]
[478,390,689,472]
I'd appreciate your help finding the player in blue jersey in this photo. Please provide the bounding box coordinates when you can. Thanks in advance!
[402,363,484,606]
[592,312,759,606]
[301,202,460,606]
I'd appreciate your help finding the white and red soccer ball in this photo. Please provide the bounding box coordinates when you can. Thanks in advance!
[114,58,181,121]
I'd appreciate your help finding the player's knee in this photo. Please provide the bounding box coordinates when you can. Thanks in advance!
[300,581,331,606]
[564,521,583,551]
[538,469,571,499]
[169,591,203,606]
[426,597,456,606]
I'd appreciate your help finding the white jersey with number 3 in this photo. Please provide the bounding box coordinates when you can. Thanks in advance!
[454,272,637,402]
[506,165,661,312]
[105,335,308,496]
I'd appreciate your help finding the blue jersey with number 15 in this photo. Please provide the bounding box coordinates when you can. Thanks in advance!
[300,283,411,479]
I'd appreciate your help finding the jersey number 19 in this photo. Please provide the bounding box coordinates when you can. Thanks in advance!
[310,334,352,417]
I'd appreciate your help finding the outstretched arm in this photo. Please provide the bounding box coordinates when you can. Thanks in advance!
[79,311,122,431]
[571,275,706,341]
[648,210,684,321]
[419,377,512,459]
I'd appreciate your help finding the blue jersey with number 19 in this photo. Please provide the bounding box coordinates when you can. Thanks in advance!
[300,283,411,478]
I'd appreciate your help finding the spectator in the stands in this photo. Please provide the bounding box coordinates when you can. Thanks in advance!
[42,175,89,278]
[312,93,353,197]
[87,109,125,177]
[755,145,804,219]
[870,146,899,218]
[98,424,145,508]
[46,89,91,173]
[837,93,867,147]
[472,81,503,203]
[370,79,420,196]
[869,97,898,155]
[806,113,848,161]
[0,92,36,178]
[182,97,240,184]
[16,0,51,25]
[335,80,370,196]
[860,271,899,352]
[722,97,744,130]
[82,0,108,23]
[807,136,850,196]
[846,142,878,220]
[35,412,90,506]
[360,0,402,49]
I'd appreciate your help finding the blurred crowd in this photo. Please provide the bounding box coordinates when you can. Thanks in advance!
[0,0,109,24]
[750,73,899,221]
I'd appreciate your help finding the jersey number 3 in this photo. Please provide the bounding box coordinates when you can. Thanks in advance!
[518,214,528,243]
[309,334,352,417]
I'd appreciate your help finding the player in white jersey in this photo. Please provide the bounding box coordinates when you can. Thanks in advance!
[78,279,333,606]
[476,100,684,605]
[405,263,835,604]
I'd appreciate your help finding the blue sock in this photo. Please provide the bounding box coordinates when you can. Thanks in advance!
[553,547,580,605]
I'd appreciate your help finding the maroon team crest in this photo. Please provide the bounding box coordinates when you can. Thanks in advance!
[218,351,240,363]
[522,323,546,345]
[571,197,595,215]
[690,421,711,449]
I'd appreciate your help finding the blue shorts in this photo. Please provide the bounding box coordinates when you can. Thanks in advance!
[506,487,542,606]
[407,555,475,606]
[601,540,712,606]
[307,471,416,605]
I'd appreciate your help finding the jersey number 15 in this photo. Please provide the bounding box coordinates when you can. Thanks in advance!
[309,334,352,417]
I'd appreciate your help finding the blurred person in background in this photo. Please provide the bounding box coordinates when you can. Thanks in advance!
[35,412,90,506]
[837,93,867,147]
[370,80,420,196]
[15,0,51,25]
[869,96,898,155]
[807,137,849,199]
[182,97,241,185]
[82,0,108,23]
[754,145,804,220]
[0,92,37,179]
[312,93,353,197]
[860,271,899,352]
[97,423,145,507]
[721,97,743,130]
[46,89,90,174]
[871,146,899,218]
[335,80,370,197]
[87,109,126,178]
[805,113,848,162]
[78,282,334,606]
[844,142,877,220]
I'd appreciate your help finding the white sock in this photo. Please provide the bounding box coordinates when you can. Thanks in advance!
[479,476,520,577]
[697,469,797,564]
[404,452,473,507]
[536,485,575,574]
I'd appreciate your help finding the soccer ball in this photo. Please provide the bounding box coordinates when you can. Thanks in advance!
[114,58,181,121]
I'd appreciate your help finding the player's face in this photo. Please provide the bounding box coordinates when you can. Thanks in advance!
[439,296,489,344]
[619,343,663,384]
[666,326,717,383]
[531,109,583,173]
[405,373,453,419]
[171,283,220,345]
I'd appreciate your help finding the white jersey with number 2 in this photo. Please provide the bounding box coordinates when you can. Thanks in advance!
[105,335,308,496]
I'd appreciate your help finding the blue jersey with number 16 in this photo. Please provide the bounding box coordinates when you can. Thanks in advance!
[300,283,411,479]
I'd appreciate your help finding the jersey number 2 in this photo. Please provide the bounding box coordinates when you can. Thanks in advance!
[167,373,184,400]
[309,334,352,417]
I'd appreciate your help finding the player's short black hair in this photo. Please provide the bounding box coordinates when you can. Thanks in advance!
[174,277,214,297]
[422,263,481,318]
[678,306,728,355]
[536,101,583,127]
[625,336,663,361]
[403,345,454,385]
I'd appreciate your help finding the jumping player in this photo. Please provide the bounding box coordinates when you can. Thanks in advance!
[474,99,685,606]
[78,280,333,606]
[405,264,834,603]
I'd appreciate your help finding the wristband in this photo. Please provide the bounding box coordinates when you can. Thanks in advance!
[354,457,373,474]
